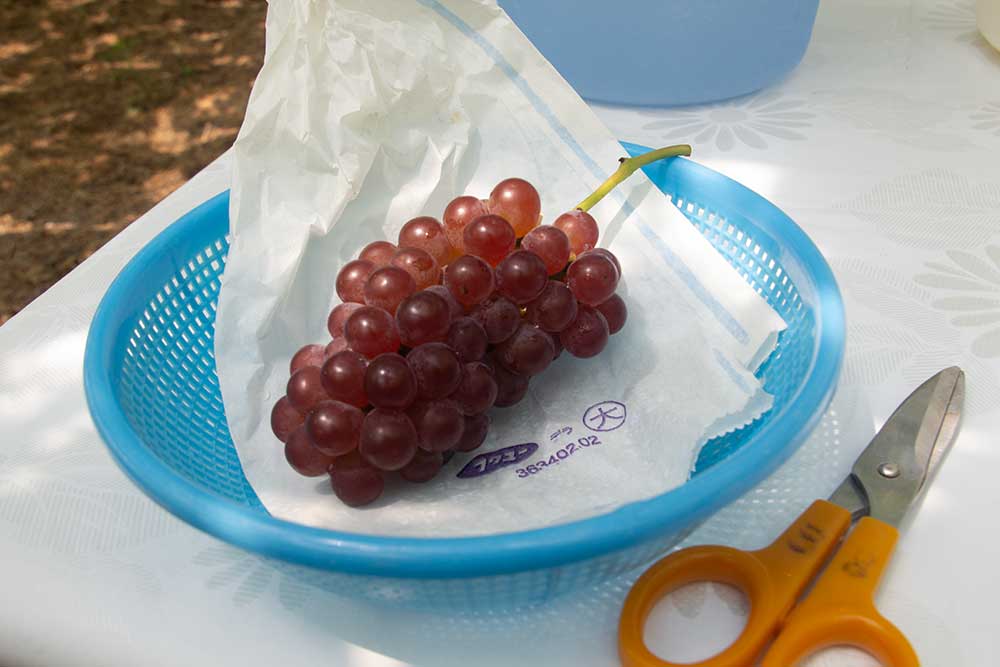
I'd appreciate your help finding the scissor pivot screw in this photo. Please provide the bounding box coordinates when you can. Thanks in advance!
[877,462,900,478]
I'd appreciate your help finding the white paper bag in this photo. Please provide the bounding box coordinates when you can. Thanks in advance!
[214,0,786,536]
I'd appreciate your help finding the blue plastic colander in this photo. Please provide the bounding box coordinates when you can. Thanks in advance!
[83,144,844,610]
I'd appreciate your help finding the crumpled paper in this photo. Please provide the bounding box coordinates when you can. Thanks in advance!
[214,0,786,536]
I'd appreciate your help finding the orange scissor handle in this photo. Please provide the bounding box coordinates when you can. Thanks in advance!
[619,500,851,667]
[761,516,919,667]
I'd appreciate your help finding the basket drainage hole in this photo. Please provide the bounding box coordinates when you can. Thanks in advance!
[643,582,747,663]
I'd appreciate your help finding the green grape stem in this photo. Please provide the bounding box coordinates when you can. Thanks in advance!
[575,144,692,212]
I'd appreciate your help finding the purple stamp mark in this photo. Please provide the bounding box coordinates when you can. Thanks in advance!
[515,435,602,477]
[549,426,572,441]
[583,400,627,432]
[457,443,538,479]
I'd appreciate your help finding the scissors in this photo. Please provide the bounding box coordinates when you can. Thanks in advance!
[619,367,965,667]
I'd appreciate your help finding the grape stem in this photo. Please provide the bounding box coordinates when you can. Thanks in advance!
[575,144,692,212]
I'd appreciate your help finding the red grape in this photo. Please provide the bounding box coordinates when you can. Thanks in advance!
[399,450,444,483]
[306,400,364,456]
[455,413,489,452]
[359,240,398,267]
[321,350,369,408]
[446,316,488,363]
[391,247,440,291]
[443,195,488,252]
[489,178,541,237]
[324,337,349,359]
[488,356,530,407]
[395,290,451,348]
[364,266,416,314]
[560,305,610,358]
[521,225,571,275]
[285,426,335,477]
[495,250,548,304]
[290,344,326,374]
[271,396,305,442]
[398,216,455,267]
[463,214,516,266]
[327,302,363,338]
[329,452,385,506]
[407,342,462,399]
[336,259,375,304]
[496,322,555,376]
[554,210,599,255]
[359,408,418,471]
[469,294,521,344]
[595,293,627,334]
[408,400,464,452]
[344,306,401,358]
[581,247,621,277]
[566,253,619,306]
[525,280,578,332]
[364,353,417,410]
[450,362,498,415]
[286,366,329,412]
[444,255,495,306]
[425,284,463,320]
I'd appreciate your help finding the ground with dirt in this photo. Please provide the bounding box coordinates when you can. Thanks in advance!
[0,0,266,323]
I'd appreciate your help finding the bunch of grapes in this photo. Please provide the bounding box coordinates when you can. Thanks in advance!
[270,178,627,507]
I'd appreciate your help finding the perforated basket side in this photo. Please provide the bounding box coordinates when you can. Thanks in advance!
[115,232,262,508]
[668,193,815,471]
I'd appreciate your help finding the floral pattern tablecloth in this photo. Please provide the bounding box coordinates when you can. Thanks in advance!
[0,0,997,665]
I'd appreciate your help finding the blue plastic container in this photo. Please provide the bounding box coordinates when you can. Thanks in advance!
[499,0,821,106]
[83,145,844,610]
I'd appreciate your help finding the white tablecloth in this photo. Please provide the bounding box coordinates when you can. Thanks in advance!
[2,0,998,664]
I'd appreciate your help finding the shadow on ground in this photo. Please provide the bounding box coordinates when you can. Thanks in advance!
[0,0,266,323]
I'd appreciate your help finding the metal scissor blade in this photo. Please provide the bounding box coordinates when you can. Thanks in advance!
[829,367,965,526]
